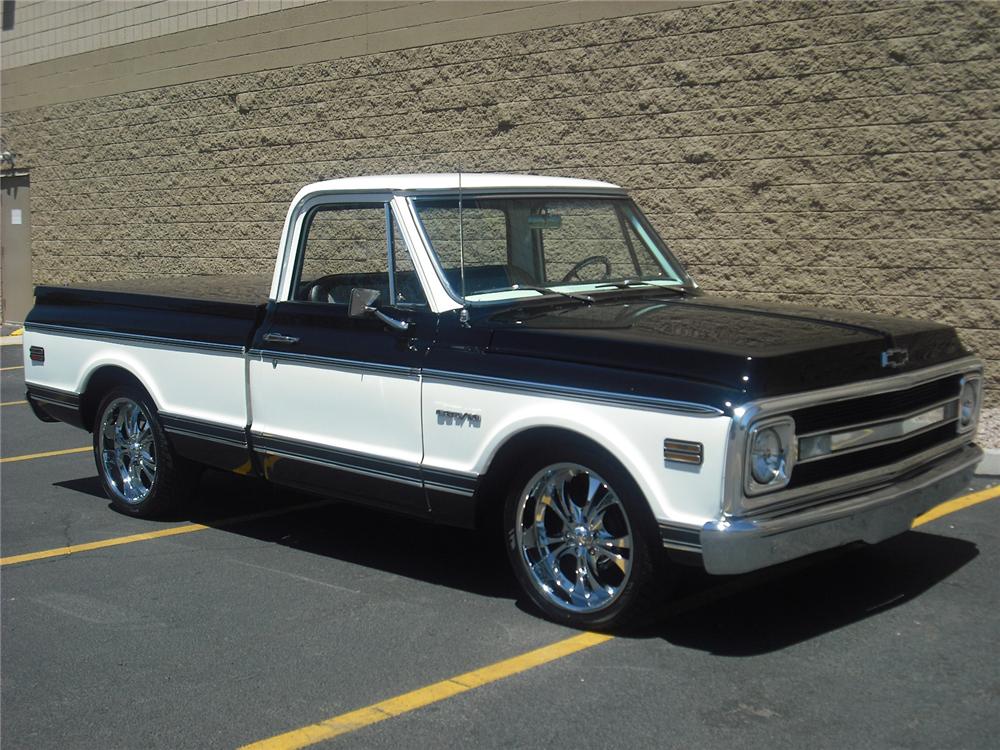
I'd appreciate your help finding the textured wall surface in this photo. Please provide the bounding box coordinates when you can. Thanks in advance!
[2,0,998,410]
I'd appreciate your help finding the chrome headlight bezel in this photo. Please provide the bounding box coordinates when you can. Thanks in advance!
[957,373,982,434]
[744,416,796,496]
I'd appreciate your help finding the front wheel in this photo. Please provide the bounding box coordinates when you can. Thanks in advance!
[503,444,672,630]
[93,386,193,518]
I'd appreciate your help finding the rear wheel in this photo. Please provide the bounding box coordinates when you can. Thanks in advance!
[93,386,192,518]
[503,442,672,630]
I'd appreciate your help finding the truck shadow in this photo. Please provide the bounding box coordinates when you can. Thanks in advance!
[633,531,978,656]
[58,470,518,600]
[56,470,980,654]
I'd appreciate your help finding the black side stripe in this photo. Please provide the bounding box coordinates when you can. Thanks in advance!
[160,414,248,447]
[252,433,423,488]
[658,522,702,552]
[250,433,480,495]
[25,384,81,409]
[422,467,479,497]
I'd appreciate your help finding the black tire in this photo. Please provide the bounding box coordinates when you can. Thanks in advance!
[92,384,194,518]
[502,438,674,631]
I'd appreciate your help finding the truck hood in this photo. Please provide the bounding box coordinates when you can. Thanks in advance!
[484,294,967,398]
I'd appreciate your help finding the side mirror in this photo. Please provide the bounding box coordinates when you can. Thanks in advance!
[348,288,410,332]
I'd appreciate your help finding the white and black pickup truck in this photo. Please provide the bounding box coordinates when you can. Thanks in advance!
[23,173,984,628]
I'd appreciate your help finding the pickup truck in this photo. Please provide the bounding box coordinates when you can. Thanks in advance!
[23,173,984,629]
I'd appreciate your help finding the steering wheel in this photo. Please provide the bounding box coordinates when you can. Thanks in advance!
[561,255,612,283]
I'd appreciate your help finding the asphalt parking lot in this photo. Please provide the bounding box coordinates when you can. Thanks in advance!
[2,340,999,750]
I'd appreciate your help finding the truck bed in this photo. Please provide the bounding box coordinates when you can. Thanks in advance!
[27,273,270,349]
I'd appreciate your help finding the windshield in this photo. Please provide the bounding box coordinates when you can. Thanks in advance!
[409,195,688,302]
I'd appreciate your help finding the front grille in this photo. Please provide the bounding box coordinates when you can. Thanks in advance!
[789,423,956,488]
[786,374,964,492]
[790,374,961,434]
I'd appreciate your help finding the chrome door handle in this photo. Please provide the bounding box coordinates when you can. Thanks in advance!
[263,332,299,344]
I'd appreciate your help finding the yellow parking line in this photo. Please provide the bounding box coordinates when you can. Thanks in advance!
[1,400,28,407]
[0,524,208,566]
[0,499,333,567]
[0,446,91,463]
[912,483,1000,527]
[241,482,999,749]
[0,365,24,371]
[240,631,613,750]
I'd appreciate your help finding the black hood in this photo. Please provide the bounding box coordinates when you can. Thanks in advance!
[483,294,968,399]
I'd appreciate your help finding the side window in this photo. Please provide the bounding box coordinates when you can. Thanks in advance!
[294,203,425,306]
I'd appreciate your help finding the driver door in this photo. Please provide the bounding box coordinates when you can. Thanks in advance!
[248,195,432,515]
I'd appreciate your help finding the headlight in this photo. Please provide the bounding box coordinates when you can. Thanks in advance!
[958,375,981,433]
[745,417,796,495]
[750,428,784,483]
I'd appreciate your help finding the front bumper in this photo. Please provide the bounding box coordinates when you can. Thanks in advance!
[699,443,984,575]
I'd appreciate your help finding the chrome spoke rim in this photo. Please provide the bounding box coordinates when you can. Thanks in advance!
[99,398,156,505]
[515,463,633,613]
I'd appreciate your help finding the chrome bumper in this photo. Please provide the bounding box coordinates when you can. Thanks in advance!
[700,444,984,575]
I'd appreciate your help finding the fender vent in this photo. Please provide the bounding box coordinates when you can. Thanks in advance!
[664,439,703,465]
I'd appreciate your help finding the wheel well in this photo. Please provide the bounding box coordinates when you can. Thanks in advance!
[80,366,149,432]
[473,426,619,531]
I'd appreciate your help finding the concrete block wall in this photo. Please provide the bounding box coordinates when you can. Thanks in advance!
[2,0,998,414]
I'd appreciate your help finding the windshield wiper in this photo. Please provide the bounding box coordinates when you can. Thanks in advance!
[509,284,594,304]
[594,279,690,294]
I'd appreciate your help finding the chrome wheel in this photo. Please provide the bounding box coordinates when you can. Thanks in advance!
[98,397,157,505]
[514,463,633,613]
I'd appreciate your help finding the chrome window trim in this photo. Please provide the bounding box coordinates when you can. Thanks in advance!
[24,322,246,355]
[797,396,961,463]
[405,193,692,308]
[275,191,394,303]
[722,356,983,517]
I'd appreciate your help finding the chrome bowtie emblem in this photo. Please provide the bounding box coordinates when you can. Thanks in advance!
[881,348,909,368]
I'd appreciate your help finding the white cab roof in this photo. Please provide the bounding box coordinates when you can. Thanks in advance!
[296,173,624,197]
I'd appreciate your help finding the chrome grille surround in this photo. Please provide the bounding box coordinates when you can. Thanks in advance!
[722,356,983,518]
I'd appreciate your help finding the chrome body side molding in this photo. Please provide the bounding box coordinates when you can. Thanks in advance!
[25,322,245,355]
[422,369,724,417]
[247,348,419,379]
